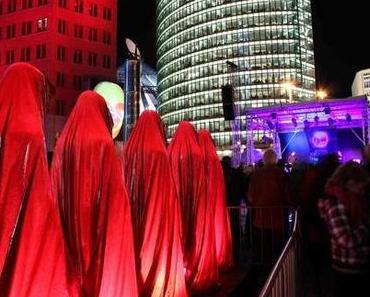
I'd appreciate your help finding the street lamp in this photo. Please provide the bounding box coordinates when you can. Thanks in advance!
[282,81,294,103]
[316,89,328,100]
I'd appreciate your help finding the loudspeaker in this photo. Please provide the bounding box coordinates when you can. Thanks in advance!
[221,85,235,121]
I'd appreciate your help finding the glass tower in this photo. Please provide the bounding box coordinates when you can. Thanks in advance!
[157,0,316,152]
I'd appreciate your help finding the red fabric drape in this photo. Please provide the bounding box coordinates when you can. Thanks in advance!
[0,63,75,296]
[123,111,188,297]
[51,91,138,297]
[168,122,218,293]
[198,129,233,270]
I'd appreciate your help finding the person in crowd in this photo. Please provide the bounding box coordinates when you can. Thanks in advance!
[168,122,218,293]
[51,91,138,297]
[319,161,370,297]
[362,144,370,174]
[198,129,233,271]
[123,111,188,297]
[0,63,76,296]
[247,148,293,263]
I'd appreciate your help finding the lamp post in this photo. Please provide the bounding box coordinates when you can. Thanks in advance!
[316,89,328,100]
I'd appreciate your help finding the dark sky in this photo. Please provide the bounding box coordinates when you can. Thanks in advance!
[119,1,370,98]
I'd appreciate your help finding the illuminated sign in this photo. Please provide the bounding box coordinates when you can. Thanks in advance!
[311,131,329,149]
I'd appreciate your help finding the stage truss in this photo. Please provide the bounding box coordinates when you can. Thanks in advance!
[245,96,370,165]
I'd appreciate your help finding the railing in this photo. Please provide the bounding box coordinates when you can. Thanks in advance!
[258,209,300,297]
[227,206,296,267]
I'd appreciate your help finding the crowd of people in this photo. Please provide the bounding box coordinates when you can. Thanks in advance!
[0,63,233,297]
[223,147,370,297]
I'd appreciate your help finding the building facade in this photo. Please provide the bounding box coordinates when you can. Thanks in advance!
[352,69,370,99]
[157,0,316,152]
[0,0,117,115]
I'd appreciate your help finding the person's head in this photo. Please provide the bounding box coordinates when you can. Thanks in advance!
[263,148,278,166]
[326,161,369,195]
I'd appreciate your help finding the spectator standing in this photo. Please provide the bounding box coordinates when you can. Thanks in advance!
[319,161,370,297]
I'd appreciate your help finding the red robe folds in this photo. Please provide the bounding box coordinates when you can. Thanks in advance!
[198,129,233,270]
[51,91,138,297]
[168,122,218,293]
[123,111,188,297]
[0,63,74,296]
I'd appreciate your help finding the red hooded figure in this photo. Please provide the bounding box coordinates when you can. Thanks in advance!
[198,129,233,270]
[168,122,218,293]
[51,91,138,297]
[123,111,188,297]
[0,63,74,296]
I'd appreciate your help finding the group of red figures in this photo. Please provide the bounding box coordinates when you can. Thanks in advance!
[0,63,233,297]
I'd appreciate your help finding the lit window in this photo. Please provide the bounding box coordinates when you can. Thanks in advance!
[37,18,48,32]
[36,44,46,59]
[74,0,83,13]
[6,50,15,64]
[103,7,111,20]
[21,47,31,61]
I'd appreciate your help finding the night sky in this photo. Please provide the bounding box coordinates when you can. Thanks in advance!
[119,1,370,98]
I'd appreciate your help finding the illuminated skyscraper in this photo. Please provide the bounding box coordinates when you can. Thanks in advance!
[157,0,316,152]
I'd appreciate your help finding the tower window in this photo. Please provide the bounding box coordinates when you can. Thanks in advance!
[102,55,111,68]
[56,72,65,87]
[73,75,83,90]
[21,47,32,61]
[88,52,97,66]
[103,7,111,20]
[6,24,16,38]
[58,19,67,34]
[57,46,66,61]
[36,44,46,59]
[8,0,16,13]
[89,3,97,16]
[58,0,66,8]
[74,0,83,13]
[74,24,83,38]
[21,21,32,35]
[22,0,33,9]
[6,50,15,64]
[88,28,97,41]
[73,49,83,64]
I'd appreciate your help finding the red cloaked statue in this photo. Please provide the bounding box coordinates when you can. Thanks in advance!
[168,122,218,293]
[0,63,75,296]
[51,91,138,297]
[123,111,188,297]
[198,129,233,270]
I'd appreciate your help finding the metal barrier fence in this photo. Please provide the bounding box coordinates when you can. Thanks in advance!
[258,209,300,297]
[227,206,296,267]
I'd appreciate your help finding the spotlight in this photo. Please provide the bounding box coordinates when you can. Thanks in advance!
[324,106,331,114]
[271,112,277,119]
[266,120,274,130]
[291,118,298,127]
[328,117,335,127]
[304,120,310,129]
[346,113,352,122]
